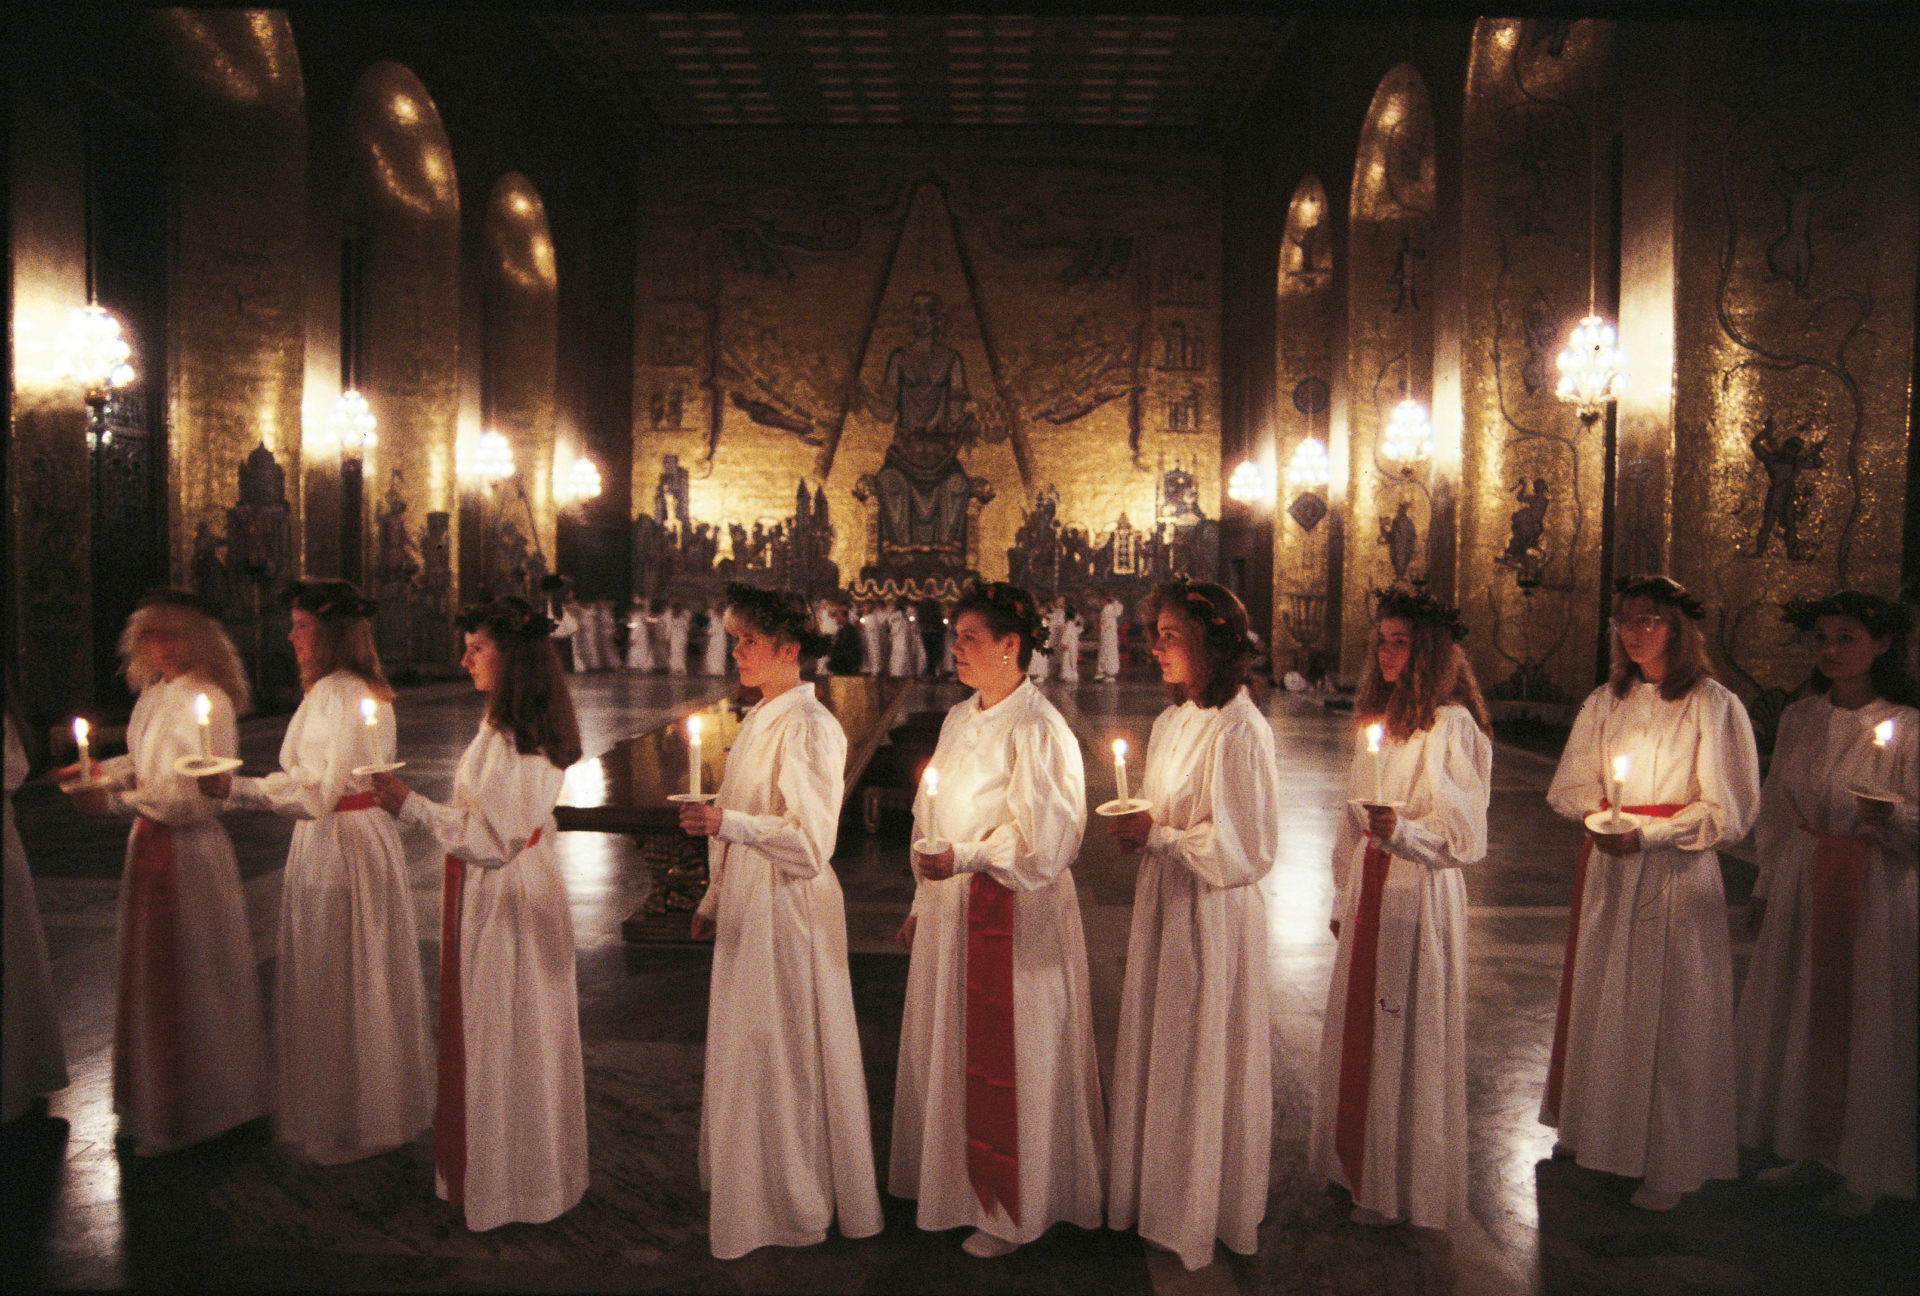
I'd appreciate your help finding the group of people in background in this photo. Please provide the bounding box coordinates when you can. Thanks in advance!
[3,564,1911,1267]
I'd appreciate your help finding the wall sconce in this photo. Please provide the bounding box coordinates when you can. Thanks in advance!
[1284,437,1332,532]
[1555,314,1625,426]
[1380,398,1433,477]
[1226,458,1273,507]
[331,389,377,459]
[460,430,517,486]
[554,454,603,508]
[57,303,137,449]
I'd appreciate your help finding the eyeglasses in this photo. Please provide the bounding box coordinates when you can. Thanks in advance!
[1610,615,1667,634]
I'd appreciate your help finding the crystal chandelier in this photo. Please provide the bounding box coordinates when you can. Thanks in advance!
[58,304,137,448]
[1226,458,1272,506]
[462,430,516,485]
[1380,398,1433,474]
[1286,437,1331,491]
[556,455,603,505]
[331,389,377,456]
[1557,69,1623,428]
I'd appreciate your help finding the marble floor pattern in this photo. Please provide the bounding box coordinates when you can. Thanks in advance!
[5,673,1914,1295]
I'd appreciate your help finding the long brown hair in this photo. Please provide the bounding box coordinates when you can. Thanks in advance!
[287,580,394,701]
[1356,619,1492,741]
[1607,592,1714,701]
[1145,579,1261,709]
[460,599,582,769]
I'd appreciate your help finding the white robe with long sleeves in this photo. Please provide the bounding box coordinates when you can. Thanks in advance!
[859,612,883,676]
[96,676,268,1153]
[701,611,730,676]
[626,609,656,671]
[1096,603,1122,680]
[399,723,587,1231]
[1108,691,1278,1268]
[4,714,69,1121]
[567,605,599,671]
[228,670,433,1164]
[1309,704,1490,1227]
[887,610,914,677]
[1056,618,1082,683]
[668,610,692,676]
[693,683,882,1258]
[890,680,1105,1245]
[1542,678,1761,1194]
[1735,694,1917,1200]
[594,604,620,670]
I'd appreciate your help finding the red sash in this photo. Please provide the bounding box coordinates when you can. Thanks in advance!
[1542,802,1685,1123]
[436,826,541,1211]
[1333,839,1393,1194]
[113,817,182,1141]
[1801,826,1869,1159]
[335,790,378,812]
[965,872,1021,1225]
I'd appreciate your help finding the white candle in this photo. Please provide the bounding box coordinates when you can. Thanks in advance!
[73,717,92,782]
[1873,718,1896,749]
[922,765,939,839]
[194,693,213,760]
[360,695,380,768]
[1113,739,1131,805]
[1611,753,1632,816]
[1365,723,1385,803]
[688,715,703,798]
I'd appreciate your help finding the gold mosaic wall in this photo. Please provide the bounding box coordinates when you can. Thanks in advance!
[1669,22,1918,738]
[1458,19,1615,709]
[482,172,559,568]
[1339,64,1438,677]
[1272,174,1337,664]
[630,135,1221,587]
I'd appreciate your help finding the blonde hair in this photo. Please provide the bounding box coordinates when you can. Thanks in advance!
[119,601,252,714]
[1607,595,1714,701]
[298,613,395,701]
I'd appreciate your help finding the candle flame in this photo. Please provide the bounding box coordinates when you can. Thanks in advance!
[1613,754,1632,782]
[1112,738,1128,760]
[924,766,938,796]
[1365,722,1384,754]
[1874,718,1895,747]
[360,696,378,726]
[194,693,212,725]
[73,717,89,743]
[688,714,702,740]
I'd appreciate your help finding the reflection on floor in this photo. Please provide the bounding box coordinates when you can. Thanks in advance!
[6,673,1914,1294]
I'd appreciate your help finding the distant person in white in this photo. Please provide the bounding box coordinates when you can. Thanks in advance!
[1095,594,1123,682]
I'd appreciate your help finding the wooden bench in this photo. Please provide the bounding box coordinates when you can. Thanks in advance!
[554,675,913,943]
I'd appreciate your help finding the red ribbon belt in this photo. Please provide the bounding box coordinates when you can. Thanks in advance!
[965,872,1021,1226]
[114,817,183,1142]
[1542,802,1685,1123]
[436,826,541,1211]
[1333,839,1392,1195]
[1800,825,1869,1160]
[335,790,378,812]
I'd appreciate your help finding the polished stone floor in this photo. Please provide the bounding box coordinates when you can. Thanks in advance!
[6,672,1914,1295]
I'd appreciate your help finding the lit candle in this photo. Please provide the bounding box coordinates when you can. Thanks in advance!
[73,717,92,783]
[360,695,379,768]
[688,715,703,798]
[1113,739,1132,805]
[1873,718,1896,749]
[922,765,939,838]
[1365,723,1386,803]
[194,692,213,760]
[1611,753,1632,820]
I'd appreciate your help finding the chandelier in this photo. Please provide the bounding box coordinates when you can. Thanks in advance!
[330,389,377,456]
[1380,398,1432,474]
[1226,457,1272,506]
[556,455,603,506]
[1286,436,1331,491]
[1557,65,1623,427]
[462,430,516,485]
[58,304,137,448]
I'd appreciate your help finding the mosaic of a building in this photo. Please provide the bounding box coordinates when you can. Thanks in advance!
[630,138,1222,604]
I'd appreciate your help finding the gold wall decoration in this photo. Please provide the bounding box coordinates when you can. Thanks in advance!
[629,136,1220,600]
[1459,19,1616,711]
[1669,23,1917,744]
[478,172,559,604]
[1341,64,1438,675]
[1272,173,1337,667]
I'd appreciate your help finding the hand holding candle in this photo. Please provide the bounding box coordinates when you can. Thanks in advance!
[73,717,92,783]
[1856,718,1899,821]
[1872,718,1895,750]
[1611,754,1632,826]
[195,692,213,760]
[1365,723,1385,803]
[360,695,379,767]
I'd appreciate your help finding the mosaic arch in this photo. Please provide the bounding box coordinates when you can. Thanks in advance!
[475,173,560,605]
[1272,173,1339,667]
[1340,62,1437,677]
[338,61,461,666]
[1459,18,1617,710]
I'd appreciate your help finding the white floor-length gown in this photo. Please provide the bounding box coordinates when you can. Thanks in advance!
[1096,603,1122,681]
[1540,677,1760,1195]
[228,670,433,1164]
[1109,690,1278,1268]
[1056,617,1082,683]
[399,722,588,1231]
[1735,693,1917,1201]
[702,608,730,675]
[4,715,69,1122]
[890,679,1105,1247]
[626,607,656,671]
[568,604,600,671]
[887,609,914,677]
[94,676,268,1154]
[860,611,883,676]
[694,682,882,1258]
[1309,704,1490,1227]
[668,610,691,676]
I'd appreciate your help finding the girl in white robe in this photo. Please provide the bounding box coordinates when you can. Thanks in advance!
[680,583,882,1259]
[373,597,588,1231]
[1308,590,1491,1228]
[887,603,915,677]
[626,599,656,671]
[1096,597,1123,682]
[892,583,1104,1259]
[1540,576,1761,1210]
[668,605,692,676]
[5,710,69,1124]
[1056,608,1082,683]
[859,605,884,676]
[1736,592,1917,1213]
[1107,581,1277,1268]
[204,580,433,1165]
[69,592,266,1154]
[701,604,731,675]
[566,598,597,671]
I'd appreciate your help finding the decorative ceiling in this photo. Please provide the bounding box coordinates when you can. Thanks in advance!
[533,12,1292,135]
